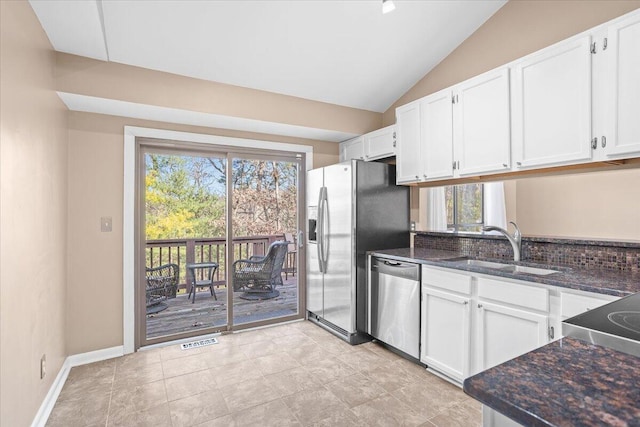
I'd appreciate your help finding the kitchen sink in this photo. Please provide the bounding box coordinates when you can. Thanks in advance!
[499,265,560,276]
[450,259,510,269]
[446,258,561,276]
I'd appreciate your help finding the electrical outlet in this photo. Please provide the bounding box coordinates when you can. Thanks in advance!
[40,354,46,379]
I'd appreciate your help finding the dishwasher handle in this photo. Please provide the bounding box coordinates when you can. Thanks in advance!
[371,257,420,281]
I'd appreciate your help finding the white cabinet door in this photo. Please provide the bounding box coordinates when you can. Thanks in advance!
[421,286,470,383]
[364,125,396,161]
[476,301,548,373]
[340,137,364,162]
[606,13,640,157]
[396,101,423,184]
[421,88,454,180]
[512,36,592,169]
[455,68,511,176]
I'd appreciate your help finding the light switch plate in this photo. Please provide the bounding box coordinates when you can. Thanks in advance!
[101,217,112,232]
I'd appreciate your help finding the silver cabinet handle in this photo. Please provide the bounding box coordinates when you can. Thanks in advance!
[503,163,508,168]
[462,301,469,305]
[591,137,598,150]
[516,162,522,167]
[477,304,483,309]
[601,136,607,148]
[453,161,457,170]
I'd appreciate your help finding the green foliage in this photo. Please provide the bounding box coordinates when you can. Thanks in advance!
[145,154,298,240]
[145,154,226,239]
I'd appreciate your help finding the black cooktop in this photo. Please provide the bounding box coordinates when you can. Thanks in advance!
[563,292,640,357]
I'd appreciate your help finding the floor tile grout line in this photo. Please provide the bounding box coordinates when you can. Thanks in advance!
[104,362,116,427]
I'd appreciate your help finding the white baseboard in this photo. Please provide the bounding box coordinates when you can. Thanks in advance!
[66,345,124,368]
[31,346,124,427]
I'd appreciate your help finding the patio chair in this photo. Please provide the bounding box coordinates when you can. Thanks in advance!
[283,232,298,279]
[232,241,288,297]
[145,263,179,311]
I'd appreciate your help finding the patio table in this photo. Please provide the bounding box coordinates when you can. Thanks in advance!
[186,262,219,304]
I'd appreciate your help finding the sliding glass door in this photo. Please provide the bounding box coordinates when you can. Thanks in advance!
[230,156,301,328]
[137,142,304,347]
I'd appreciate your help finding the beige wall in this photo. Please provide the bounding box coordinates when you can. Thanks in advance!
[66,111,339,354]
[0,1,69,426]
[56,53,382,136]
[401,0,640,241]
[514,170,640,240]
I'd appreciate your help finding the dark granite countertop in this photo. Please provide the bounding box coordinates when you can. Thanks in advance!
[370,248,640,297]
[463,337,640,427]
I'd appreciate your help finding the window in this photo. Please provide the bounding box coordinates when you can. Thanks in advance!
[445,183,484,232]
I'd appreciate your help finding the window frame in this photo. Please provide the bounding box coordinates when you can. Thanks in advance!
[446,183,485,232]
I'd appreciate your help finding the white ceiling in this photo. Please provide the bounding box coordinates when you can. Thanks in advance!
[30,0,506,113]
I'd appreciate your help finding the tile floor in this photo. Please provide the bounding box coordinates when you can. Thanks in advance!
[46,320,481,427]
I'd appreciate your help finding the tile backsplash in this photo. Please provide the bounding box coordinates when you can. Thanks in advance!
[414,232,640,273]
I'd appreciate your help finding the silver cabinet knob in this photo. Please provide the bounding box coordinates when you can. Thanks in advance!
[503,163,508,168]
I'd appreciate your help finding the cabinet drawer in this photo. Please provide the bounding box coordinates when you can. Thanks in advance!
[477,277,549,312]
[561,292,616,319]
[422,266,472,295]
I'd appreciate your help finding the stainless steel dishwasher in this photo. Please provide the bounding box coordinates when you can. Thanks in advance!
[368,256,421,359]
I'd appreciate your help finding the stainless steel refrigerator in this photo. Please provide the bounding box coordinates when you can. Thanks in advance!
[306,160,409,344]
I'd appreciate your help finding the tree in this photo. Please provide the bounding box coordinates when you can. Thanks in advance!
[145,154,298,240]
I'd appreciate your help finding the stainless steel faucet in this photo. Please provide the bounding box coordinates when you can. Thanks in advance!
[482,221,522,262]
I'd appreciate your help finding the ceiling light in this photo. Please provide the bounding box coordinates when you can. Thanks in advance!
[382,0,396,14]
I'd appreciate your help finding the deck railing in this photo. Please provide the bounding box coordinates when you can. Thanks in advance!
[146,234,284,292]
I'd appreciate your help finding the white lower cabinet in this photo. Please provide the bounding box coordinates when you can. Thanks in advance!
[420,266,551,384]
[559,290,617,320]
[475,300,548,373]
[483,407,524,427]
[421,286,471,382]
[418,267,622,427]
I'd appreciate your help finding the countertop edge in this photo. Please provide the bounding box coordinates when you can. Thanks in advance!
[368,249,637,297]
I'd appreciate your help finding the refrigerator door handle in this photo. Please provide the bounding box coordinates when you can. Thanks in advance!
[297,230,304,248]
[317,187,328,273]
[320,187,329,271]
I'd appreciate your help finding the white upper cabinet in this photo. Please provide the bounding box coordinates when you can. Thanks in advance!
[605,12,640,157]
[421,88,454,180]
[341,125,397,163]
[339,136,364,162]
[512,36,593,169]
[393,9,640,184]
[454,68,511,176]
[396,68,512,184]
[396,101,424,184]
[364,125,396,161]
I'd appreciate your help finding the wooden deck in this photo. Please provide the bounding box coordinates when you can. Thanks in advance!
[146,276,298,339]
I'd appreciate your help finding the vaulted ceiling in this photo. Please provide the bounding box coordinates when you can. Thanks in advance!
[30,0,506,113]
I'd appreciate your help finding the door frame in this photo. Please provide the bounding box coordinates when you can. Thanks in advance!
[124,126,313,353]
